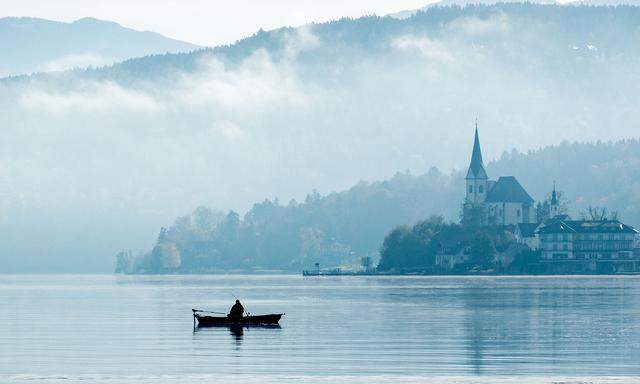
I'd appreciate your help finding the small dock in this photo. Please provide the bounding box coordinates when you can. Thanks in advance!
[302,263,377,276]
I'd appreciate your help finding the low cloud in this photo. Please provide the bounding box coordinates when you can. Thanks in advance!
[19,82,158,115]
[392,35,455,63]
[37,52,118,73]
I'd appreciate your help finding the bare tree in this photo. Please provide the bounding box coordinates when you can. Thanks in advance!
[581,206,610,221]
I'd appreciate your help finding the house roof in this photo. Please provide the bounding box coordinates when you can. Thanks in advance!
[485,176,534,204]
[517,223,538,238]
[537,219,638,235]
[566,220,638,234]
[465,127,488,180]
[537,219,577,234]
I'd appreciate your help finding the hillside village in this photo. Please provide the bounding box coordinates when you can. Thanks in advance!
[413,127,640,274]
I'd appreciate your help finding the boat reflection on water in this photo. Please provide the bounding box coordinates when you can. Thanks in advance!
[194,323,282,345]
[229,324,243,343]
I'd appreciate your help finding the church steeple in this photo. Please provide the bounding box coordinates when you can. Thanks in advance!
[465,122,489,205]
[465,122,488,180]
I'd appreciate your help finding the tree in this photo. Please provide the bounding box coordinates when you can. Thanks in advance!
[461,203,486,228]
[509,249,540,274]
[219,211,240,239]
[361,256,373,271]
[377,217,446,271]
[299,227,324,267]
[114,251,133,274]
[377,226,412,271]
[150,243,182,271]
[581,206,611,221]
[468,233,495,268]
[192,206,224,232]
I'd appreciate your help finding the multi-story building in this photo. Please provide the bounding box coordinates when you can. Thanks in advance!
[537,218,639,273]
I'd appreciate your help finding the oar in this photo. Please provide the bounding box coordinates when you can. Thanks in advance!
[192,309,226,315]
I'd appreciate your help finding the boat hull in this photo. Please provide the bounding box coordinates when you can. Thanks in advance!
[195,313,283,327]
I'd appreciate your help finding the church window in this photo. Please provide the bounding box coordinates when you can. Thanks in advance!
[517,209,521,217]
[469,185,473,193]
[479,185,484,193]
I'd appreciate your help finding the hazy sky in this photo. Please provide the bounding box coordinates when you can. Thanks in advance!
[1,0,433,46]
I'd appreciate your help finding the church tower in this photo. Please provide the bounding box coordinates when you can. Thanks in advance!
[465,124,488,204]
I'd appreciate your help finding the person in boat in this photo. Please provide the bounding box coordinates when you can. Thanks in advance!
[228,299,245,319]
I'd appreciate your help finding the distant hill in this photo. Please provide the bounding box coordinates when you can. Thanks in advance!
[0,17,200,77]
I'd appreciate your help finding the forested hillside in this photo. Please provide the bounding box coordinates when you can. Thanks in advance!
[122,139,640,273]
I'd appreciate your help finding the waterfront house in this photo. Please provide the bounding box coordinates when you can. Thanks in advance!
[515,222,540,250]
[537,218,639,273]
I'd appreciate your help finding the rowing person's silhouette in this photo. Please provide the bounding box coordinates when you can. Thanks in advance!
[228,299,244,319]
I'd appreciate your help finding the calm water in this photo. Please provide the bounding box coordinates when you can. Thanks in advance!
[1,275,640,383]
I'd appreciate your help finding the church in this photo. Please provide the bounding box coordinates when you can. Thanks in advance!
[463,127,535,226]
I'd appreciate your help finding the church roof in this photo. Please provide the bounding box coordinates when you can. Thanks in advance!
[485,176,534,204]
[465,127,488,180]
[517,223,539,238]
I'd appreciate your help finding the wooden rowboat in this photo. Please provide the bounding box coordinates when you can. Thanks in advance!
[193,310,283,327]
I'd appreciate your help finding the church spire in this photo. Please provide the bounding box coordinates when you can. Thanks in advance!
[465,122,488,180]
[551,181,558,206]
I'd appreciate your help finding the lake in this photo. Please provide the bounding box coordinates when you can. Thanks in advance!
[1,275,639,383]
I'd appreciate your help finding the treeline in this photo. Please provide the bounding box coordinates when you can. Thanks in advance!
[118,139,640,273]
[376,216,531,273]
[118,169,459,273]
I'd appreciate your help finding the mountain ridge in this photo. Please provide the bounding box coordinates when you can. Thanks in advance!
[0,16,200,77]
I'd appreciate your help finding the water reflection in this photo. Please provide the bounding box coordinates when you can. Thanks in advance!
[193,323,282,347]
[3,275,640,380]
[229,325,243,344]
[455,278,639,375]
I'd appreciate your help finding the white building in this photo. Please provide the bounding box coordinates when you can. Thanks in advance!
[464,126,535,226]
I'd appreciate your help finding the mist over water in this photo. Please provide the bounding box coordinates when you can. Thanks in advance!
[1,275,639,383]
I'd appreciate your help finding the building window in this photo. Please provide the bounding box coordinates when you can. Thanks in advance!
[517,209,521,217]
[479,185,484,193]
[469,185,473,193]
